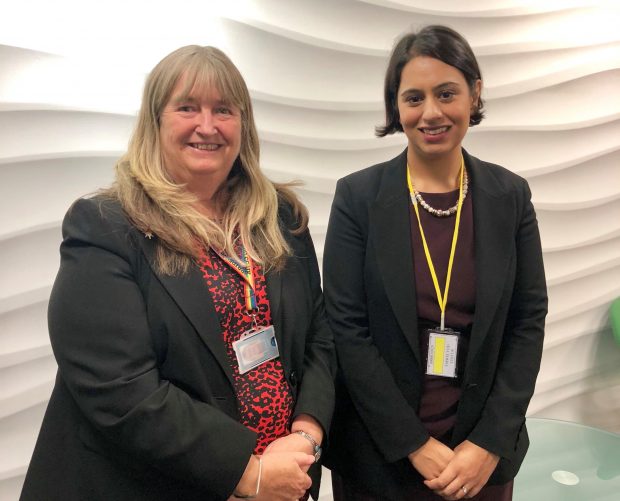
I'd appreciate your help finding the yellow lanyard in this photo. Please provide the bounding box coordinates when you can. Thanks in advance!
[406,157,465,330]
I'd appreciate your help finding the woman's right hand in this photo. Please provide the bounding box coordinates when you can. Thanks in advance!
[233,452,314,501]
[258,452,314,500]
[408,437,455,480]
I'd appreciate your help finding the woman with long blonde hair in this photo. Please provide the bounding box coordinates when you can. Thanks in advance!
[21,45,335,501]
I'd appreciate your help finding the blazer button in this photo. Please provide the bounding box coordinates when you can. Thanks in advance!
[290,371,298,387]
[466,382,478,389]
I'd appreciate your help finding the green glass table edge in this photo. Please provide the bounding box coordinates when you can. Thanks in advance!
[514,416,620,500]
[526,416,620,438]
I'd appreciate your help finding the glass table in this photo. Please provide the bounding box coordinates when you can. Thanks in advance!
[514,418,620,500]
[319,418,619,500]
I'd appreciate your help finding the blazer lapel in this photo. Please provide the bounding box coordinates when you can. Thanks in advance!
[370,150,422,364]
[466,152,514,369]
[139,238,235,386]
[265,268,287,368]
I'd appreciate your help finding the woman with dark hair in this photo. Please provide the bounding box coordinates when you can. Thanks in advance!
[20,45,335,501]
[323,25,547,500]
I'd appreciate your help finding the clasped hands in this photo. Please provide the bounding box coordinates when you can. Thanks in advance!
[230,415,321,501]
[408,438,499,500]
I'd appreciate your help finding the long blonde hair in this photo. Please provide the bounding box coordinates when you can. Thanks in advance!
[107,45,307,275]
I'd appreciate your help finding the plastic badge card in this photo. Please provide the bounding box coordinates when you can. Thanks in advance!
[232,325,279,374]
[426,330,459,378]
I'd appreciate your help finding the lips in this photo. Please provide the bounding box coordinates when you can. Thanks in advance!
[188,143,221,151]
[419,126,449,135]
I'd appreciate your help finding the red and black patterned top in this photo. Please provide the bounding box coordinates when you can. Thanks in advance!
[198,248,294,454]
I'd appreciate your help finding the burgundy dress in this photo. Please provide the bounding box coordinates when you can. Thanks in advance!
[332,188,513,500]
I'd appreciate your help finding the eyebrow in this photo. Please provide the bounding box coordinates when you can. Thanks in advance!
[400,81,461,96]
[171,95,198,104]
[170,94,236,109]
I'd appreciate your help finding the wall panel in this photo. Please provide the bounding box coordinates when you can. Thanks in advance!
[1,1,618,499]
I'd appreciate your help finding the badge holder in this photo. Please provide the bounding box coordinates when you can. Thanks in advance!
[425,327,460,378]
[233,317,279,375]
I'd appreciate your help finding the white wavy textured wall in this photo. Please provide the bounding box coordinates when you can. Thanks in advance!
[1,1,619,499]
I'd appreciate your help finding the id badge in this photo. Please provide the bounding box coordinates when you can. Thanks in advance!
[232,325,279,374]
[426,328,460,378]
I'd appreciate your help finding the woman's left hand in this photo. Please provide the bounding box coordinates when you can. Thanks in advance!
[264,434,315,466]
[263,414,323,471]
[423,440,499,499]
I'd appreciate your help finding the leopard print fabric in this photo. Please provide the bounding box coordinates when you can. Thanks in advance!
[199,248,294,454]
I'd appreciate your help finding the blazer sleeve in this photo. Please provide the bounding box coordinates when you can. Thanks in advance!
[47,198,255,498]
[279,200,337,439]
[291,226,337,435]
[467,180,547,458]
[324,178,430,463]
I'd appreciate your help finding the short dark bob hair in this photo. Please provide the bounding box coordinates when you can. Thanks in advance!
[377,25,484,137]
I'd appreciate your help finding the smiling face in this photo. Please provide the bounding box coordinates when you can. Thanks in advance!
[159,76,242,191]
[397,56,480,164]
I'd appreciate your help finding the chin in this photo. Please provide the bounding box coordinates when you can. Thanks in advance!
[415,145,454,159]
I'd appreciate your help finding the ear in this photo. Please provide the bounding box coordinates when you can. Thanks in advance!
[471,79,482,109]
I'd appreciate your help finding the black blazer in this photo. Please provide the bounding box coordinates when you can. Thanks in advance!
[323,149,547,497]
[21,196,335,501]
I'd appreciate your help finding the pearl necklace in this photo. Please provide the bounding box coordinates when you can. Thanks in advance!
[411,169,469,217]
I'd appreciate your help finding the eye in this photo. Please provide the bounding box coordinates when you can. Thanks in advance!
[404,94,423,105]
[177,104,197,113]
[215,105,234,115]
[438,90,455,100]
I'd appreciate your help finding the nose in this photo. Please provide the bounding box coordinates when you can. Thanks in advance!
[195,110,217,135]
[421,97,442,122]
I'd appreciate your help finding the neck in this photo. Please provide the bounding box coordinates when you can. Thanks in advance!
[195,192,228,220]
[184,180,228,220]
[182,173,230,220]
[407,149,462,193]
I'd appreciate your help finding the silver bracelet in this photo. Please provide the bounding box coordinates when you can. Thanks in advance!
[233,455,262,499]
[294,430,322,462]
